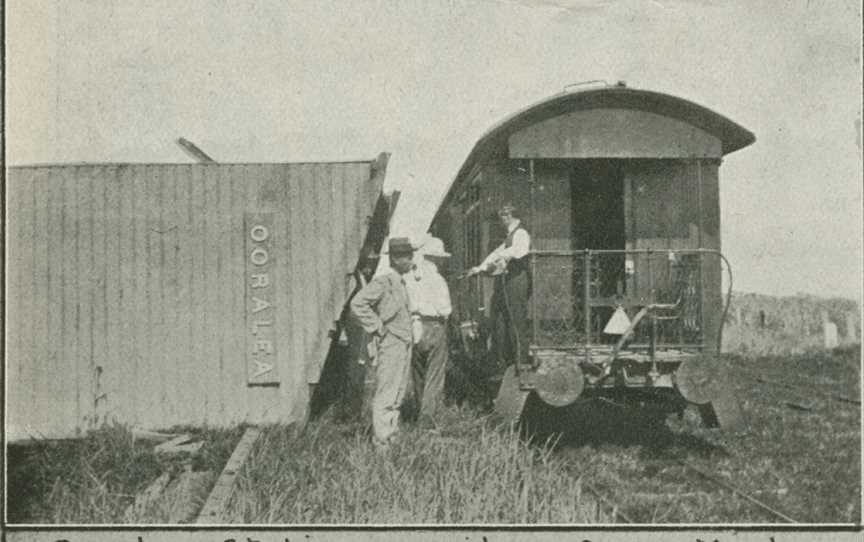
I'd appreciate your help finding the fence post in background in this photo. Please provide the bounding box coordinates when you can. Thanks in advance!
[822,310,838,349]
[846,310,859,343]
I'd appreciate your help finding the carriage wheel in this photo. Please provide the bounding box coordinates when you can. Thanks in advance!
[676,355,746,429]
[675,355,724,405]
[536,363,585,407]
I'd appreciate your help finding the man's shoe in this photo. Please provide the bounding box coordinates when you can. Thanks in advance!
[372,437,391,455]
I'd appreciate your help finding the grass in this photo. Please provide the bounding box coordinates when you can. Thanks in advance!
[6,423,243,523]
[227,345,860,524]
[224,406,611,524]
[704,345,861,523]
[549,345,861,523]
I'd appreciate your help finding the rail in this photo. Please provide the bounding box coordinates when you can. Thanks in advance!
[675,458,799,523]
[566,451,800,523]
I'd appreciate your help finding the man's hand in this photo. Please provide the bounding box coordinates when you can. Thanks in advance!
[488,257,507,276]
[366,335,379,365]
[412,318,424,344]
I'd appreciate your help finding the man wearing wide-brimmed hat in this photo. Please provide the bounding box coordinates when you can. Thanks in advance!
[350,237,416,451]
[405,235,453,426]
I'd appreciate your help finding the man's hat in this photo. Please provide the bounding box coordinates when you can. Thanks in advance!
[497,203,518,216]
[387,237,415,255]
[421,236,451,259]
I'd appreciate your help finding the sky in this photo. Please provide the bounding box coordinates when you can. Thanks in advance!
[6,0,862,300]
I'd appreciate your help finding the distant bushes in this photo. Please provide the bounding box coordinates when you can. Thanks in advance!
[723,291,859,355]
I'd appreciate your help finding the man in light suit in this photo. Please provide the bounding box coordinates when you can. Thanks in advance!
[350,238,415,451]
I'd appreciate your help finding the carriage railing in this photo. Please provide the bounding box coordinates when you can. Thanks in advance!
[530,249,710,354]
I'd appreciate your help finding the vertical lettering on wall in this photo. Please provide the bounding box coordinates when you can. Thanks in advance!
[245,212,279,385]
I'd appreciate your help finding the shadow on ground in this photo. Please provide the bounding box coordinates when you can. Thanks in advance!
[517,394,728,459]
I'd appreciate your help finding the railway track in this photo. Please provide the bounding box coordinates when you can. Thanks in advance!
[559,454,635,523]
[579,479,636,523]
[564,451,801,524]
[741,370,861,406]
[671,458,799,523]
[724,355,861,405]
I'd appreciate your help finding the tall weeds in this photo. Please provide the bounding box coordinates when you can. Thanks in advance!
[7,423,161,523]
[7,423,242,523]
[226,406,606,524]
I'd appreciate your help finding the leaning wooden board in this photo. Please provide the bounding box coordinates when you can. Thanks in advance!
[196,426,261,523]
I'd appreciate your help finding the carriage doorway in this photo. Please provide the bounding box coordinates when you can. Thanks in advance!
[570,160,626,296]
[570,160,625,251]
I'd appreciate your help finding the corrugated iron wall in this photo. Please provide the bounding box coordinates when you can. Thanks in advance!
[6,156,389,440]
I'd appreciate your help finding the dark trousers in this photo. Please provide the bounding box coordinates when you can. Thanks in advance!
[411,320,449,421]
[491,271,531,370]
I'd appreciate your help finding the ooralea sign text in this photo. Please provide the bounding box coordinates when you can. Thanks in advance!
[245,213,279,385]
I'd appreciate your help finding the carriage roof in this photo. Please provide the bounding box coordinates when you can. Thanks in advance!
[432,86,755,226]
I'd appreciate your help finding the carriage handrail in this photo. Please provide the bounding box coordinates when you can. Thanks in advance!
[451,248,732,364]
[527,248,733,357]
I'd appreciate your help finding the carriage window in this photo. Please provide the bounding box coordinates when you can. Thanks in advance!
[464,185,481,266]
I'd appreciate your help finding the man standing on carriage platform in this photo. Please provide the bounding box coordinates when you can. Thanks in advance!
[467,203,532,373]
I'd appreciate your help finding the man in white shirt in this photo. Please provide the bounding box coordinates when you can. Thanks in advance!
[467,203,532,371]
[406,236,453,425]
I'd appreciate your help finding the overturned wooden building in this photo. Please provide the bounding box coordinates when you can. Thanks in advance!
[6,154,395,441]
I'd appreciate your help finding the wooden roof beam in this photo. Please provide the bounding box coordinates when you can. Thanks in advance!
[176,137,216,163]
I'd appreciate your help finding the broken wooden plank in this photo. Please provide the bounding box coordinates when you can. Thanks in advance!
[784,401,814,412]
[154,434,203,455]
[195,426,261,524]
[155,434,192,450]
[132,428,179,443]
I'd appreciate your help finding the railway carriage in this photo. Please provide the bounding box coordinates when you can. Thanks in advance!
[429,83,755,428]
